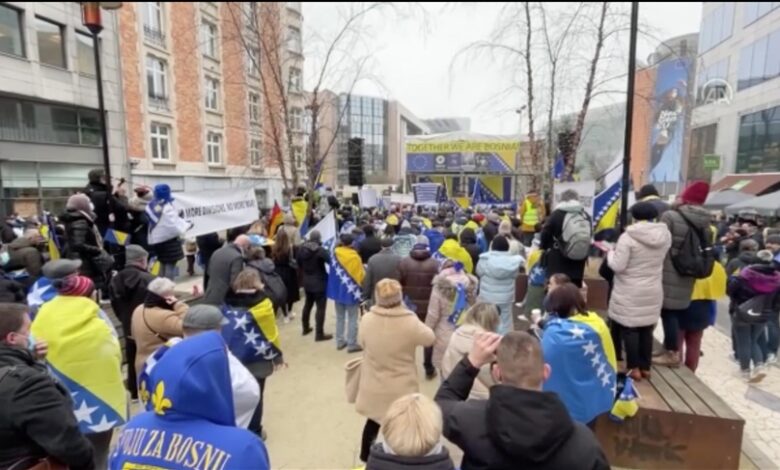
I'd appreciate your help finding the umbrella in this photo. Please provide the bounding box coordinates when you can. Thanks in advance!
[703,189,752,211]
[724,190,780,217]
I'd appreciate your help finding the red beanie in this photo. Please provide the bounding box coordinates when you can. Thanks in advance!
[679,181,710,206]
[58,275,95,297]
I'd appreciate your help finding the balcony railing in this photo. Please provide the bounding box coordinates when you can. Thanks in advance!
[148,95,170,111]
[143,25,166,49]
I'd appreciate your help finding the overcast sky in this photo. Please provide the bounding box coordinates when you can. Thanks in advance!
[302,2,702,134]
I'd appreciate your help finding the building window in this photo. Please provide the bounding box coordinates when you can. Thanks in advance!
[205,77,219,111]
[0,4,24,57]
[699,3,734,53]
[687,124,718,180]
[293,146,303,169]
[150,122,171,161]
[35,17,65,68]
[743,2,780,27]
[736,105,780,173]
[250,139,262,166]
[249,92,260,122]
[143,2,165,47]
[737,29,780,91]
[76,31,96,75]
[146,56,168,108]
[0,97,101,146]
[288,67,302,93]
[201,21,217,58]
[287,26,301,54]
[247,48,259,76]
[290,107,303,131]
[206,132,222,164]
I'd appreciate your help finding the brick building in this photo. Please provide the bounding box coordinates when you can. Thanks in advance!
[118,2,304,209]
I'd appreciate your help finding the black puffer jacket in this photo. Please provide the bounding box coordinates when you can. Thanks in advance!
[0,346,94,470]
[150,237,184,264]
[110,265,155,334]
[297,240,329,294]
[84,170,115,236]
[367,443,455,470]
[459,228,481,272]
[128,196,151,251]
[61,209,103,281]
[436,357,609,470]
[359,235,382,264]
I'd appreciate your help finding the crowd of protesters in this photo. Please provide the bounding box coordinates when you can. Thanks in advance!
[3,169,780,470]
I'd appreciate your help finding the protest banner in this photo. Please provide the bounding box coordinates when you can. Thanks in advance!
[358,187,378,208]
[173,188,259,238]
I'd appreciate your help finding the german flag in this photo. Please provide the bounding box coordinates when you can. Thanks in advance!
[268,201,283,237]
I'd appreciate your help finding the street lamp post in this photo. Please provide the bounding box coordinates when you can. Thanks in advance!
[80,2,122,188]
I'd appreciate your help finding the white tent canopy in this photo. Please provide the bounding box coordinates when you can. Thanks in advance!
[724,190,780,217]
[703,189,752,211]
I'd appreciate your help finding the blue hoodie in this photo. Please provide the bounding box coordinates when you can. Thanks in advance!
[110,332,269,470]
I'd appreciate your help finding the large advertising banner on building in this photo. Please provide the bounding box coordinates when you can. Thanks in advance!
[406,141,518,174]
[649,58,691,183]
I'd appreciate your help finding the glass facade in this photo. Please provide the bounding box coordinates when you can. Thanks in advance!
[0,95,100,146]
[743,2,780,27]
[337,94,387,185]
[737,28,780,91]
[35,17,65,69]
[687,124,718,181]
[0,4,24,57]
[696,57,729,103]
[736,105,780,173]
[699,3,734,53]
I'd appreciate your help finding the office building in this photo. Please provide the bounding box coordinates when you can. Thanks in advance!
[118,2,304,208]
[690,2,780,181]
[0,2,126,215]
[423,117,471,133]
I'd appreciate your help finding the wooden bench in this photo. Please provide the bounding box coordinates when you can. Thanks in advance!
[593,364,773,469]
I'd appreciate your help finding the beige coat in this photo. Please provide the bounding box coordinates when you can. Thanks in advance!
[425,272,479,369]
[441,324,496,399]
[356,305,435,422]
[131,301,188,377]
[607,222,672,327]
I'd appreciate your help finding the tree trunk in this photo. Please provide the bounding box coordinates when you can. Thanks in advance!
[522,2,540,193]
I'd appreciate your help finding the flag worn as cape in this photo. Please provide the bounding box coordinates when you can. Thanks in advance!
[436,239,474,274]
[542,312,616,424]
[104,228,131,246]
[327,246,365,305]
[268,201,283,237]
[291,199,309,235]
[220,299,281,364]
[31,295,127,434]
[27,276,56,317]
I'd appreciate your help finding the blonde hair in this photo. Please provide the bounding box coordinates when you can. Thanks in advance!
[462,302,500,332]
[381,394,443,457]
[231,269,264,292]
[498,220,512,236]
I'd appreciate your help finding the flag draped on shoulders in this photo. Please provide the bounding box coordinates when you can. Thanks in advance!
[31,295,127,434]
[327,246,364,305]
[268,201,283,237]
[137,338,181,410]
[220,300,281,364]
[435,239,474,274]
[542,312,616,424]
[292,198,309,235]
[27,276,56,317]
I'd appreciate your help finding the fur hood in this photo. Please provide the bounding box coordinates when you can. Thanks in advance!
[432,271,479,299]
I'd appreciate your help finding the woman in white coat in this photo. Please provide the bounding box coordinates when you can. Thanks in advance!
[606,201,672,381]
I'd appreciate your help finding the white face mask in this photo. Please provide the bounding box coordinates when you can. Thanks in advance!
[0,251,9,265]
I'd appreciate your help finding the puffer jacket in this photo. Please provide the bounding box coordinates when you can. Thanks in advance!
[727,264,780,316]
[426,270,479,369]
[441,324,495,400]
[128,196,151,250]
[607,222,672,327]
[297,240,329,294]
[661,205,713,310]
[459,228,481,271]
[399,248,439,321]
[6,237,43,279]
[60,210,103,282]
[476,251,524,306]
[725,251,759,276]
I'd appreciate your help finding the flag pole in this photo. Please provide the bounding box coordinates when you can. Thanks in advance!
[619,2,639,232]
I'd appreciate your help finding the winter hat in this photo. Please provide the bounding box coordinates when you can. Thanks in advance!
[125,244,149,266]
[381,236,395,248]
[42,259,82,279]
[679,181,710,206]
[492,235,510,252]
[401,220,412,230]
[414,235,430,251]
[472,213,485,224]
[309,230,322,243]
[630,201,659,222]
[58,275,95,297]
[134,186,151,197]
[183,304,224,330]
[636,184,660,200]
[498,220,512,236]
[66,194,92,213]
[756,250,774,264]
[487,213,501,224]
[153,184,173,203]
[374,278,403,308]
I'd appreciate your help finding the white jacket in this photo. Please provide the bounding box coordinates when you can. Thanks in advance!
[148,203,189,245]
[607,222,672,327]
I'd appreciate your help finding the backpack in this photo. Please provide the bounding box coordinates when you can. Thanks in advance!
[736,294,771,324]
[557,210,592,261]
[671,211,715,279]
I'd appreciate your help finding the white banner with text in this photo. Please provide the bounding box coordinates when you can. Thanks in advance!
[173,188,259,238]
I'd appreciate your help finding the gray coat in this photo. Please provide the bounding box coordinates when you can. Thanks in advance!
[660,205,712,310]
[363,248,402,302]
[203,243,245,305]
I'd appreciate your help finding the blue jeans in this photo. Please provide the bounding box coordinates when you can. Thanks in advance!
[497,303,513,335]
[766,313,780,357]
[734,322,766,371]
[335,303,359,349]
[160,262,178,280]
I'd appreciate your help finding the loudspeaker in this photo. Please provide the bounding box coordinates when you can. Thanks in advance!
[347,137,364,187]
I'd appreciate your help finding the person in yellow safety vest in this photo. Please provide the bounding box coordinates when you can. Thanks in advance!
[518,191,546,247]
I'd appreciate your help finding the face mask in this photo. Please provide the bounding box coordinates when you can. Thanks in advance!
[0,251,8,265]
[25,333,36,353]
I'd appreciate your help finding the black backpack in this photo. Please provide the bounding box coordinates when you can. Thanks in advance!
[671,211,715,279]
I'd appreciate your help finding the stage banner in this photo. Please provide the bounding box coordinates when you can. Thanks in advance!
[406,140,518,174]
[173,188,259,238]
[553,181,596,218]
[358,188,378,208]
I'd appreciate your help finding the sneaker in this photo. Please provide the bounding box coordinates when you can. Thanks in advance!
[767,353,778,365]
[652,351,680,368]
[755,362,766,372]
[748,369,766,384]
[347,346,363,354]
[315,333,333,342]
[283,316,291,325]
[336,342,347,351]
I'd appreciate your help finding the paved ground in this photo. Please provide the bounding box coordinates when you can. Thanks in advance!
[171,276,780,469]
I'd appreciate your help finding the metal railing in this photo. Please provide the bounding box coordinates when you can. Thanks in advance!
[143,25,166,49]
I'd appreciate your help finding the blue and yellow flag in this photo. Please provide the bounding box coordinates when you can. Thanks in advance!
[220,300,281,364]
[40,214,60,261]
[435,239,474,274]
[327,246,364,305]
[292,199,308,233]
[104,228,131,246]
[542,312,617,424]
[610,376,640,422]
[447,284,469,326]
[137,338,179,409]
[31,296,127,434]
[148,256,161,276]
